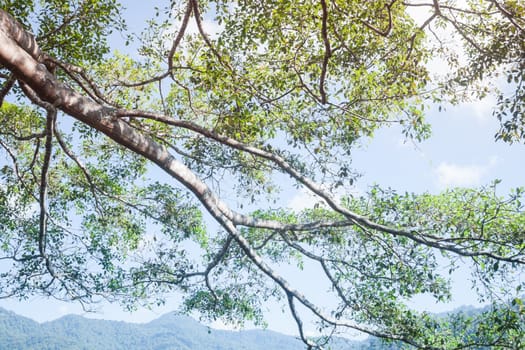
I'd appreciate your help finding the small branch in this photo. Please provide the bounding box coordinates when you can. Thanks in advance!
[38,103,57,276]
[197,235,234,302]
[205,234,233,275]
[159,79,168,115]
[190,0,230,70]
[490,0,524,32]
[36,1,87,42]
[116,71,171,88]
[444,16,487,54]
[287,292,318,349]
[17,80,60,278]
[319,0,331,104]
[49,57,117,106]
[292,41,323,103]
[359,0,395,36]
[0,139,24,185]
[252,231,279,250]
[0,73,15,106]
[53,127,103,214]
[28,138,41,173]
[3,130,46,141]
[168,1,192,73]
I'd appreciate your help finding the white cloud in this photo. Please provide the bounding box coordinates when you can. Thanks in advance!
[405,0,434,27]
[287,189,322,212]
[287,187,362,212]
[58,305,70,316]
[435,157,498,188]
[209,319,241,331]
[467,94,496,124]
[185,19,223,39]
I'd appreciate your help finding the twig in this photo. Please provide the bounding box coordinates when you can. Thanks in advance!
[53,127,104,215]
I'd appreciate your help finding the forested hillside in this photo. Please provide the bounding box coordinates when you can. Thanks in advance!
[0,308,369,350]
[0,305,509,349]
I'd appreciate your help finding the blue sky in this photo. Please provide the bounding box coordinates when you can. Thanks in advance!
[0,0,524,339]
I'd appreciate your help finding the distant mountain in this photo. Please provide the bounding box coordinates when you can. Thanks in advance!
[0,303,510,349]
[0,307,379,350]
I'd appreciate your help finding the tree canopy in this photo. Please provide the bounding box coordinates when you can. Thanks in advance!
[0,0,524,348]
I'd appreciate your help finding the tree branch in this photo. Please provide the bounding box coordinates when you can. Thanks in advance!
[168,0,192,73]
[0,72,15,106]
[286,291,318,349]
[38,103,56,259]
[319,0,331,104]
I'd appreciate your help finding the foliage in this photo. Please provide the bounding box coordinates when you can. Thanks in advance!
[0,0,524,349]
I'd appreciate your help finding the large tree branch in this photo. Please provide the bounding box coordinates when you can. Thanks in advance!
[0,10,428,344]
[0,10,42,60]
[119,109,525,264]
[1,8,523,346]
[2,8,523,269]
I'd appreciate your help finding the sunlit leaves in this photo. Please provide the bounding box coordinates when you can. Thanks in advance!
[36,0,125,65]
[428,0,525,143]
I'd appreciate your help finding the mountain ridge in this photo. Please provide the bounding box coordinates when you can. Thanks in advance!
[0,304,497,349]
[1,307,361,350]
